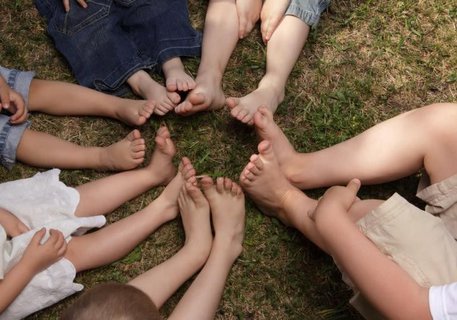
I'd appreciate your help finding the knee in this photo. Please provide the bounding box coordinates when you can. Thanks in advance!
[423,103,457,138]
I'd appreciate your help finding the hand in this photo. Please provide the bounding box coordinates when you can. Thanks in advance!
[62,0,88,12]
[0,208,30,237]
[260,0,290,43]
[21,228,67,273]
[0,77,28,124]
[236,0,262,39]
[308,179,361,222]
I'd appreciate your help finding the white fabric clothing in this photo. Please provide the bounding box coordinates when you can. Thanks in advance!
[429,283,457,320]
[0,169,106,320]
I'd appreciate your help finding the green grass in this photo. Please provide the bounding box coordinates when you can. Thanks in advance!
[1,0,456,319]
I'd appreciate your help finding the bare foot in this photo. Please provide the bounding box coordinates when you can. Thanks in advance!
[174,73,225,116]
[226,82,284,125]
[114,99,155,126]
[239,140,315,227]
[162,57,196,93]
[146,126,178,185]
[254,106,297,165]
[100,129,146,171]
[151,157,197,222]
[201,176,245,259]
[128,70,181,116]
[178,179,213,260]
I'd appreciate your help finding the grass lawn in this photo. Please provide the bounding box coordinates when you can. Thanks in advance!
[0,0,456,319]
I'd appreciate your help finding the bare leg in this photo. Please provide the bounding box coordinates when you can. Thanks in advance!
[169,177,245,320]
[129,177,213,308]
[28,79,154,126]
[73,126,178,217]
[174,0,238,116]
[127,70,181,116]
[254,103,457,189]
[65,158,195,272]
[16,129,146,171]
[227,16,309,125]
[162,57,196,93]
[240,140,383,250]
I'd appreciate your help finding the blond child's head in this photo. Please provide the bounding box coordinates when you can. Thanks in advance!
[61,282,161,320]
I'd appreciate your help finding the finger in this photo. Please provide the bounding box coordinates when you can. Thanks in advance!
[63,0,70,11]
[239,18,247,39]
[346,178,361,195]
[58,241,68,256]
[0,89,10,109]
[77,0,88,8]
[31,228,46,244]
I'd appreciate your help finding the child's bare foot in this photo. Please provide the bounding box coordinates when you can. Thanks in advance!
[150,157,197,222]
[226,81,284,125]
[128,70,181,116]
[115,99,155,126]
[146,126,178,185]
[100,129,146,171]
[254,106,308,187]
[239,140,315,227]
[162,57,196,93]
[178,179,213,260]
[174,73,225,116]
[201,176,245,259]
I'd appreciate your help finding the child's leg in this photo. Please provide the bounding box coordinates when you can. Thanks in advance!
[65,158,194,272]
[127,70,181,116]
[73,126,178,217]
[227,15,310,125]
[254,103,457,189]
[16,129,146,171]
[240,140,383,250]
[28,79,154,126]
[129,178,213,308]
[169,177,245,320]
[162,57,196,93]
[174,0,239,115]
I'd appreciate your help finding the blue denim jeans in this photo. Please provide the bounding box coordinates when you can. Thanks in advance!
[287,0,331,28]
[35,0,202,94]
[0,66,33,169]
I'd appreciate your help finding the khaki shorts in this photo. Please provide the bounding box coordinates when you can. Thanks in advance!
[345,174,457,320]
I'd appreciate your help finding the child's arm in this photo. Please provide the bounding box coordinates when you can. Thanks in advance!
[0,208,30,237]
[235,0,262,39]
[0,228,67,313]
[0,73,27,124]
[311,180,432,320]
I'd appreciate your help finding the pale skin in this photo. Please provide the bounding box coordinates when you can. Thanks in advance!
[0,75,157,171]
[129,173,245,320]
[240,102,457,318]
[227,0,311,125]
[0,134,190,313]
[175,0,262,116]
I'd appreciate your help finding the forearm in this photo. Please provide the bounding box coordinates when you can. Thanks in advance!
[128,244,208,309]
[317,214,431,320]
[0,260,36,313]
[168,239,238,320]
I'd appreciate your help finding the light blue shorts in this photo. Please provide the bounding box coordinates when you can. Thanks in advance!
[286,0,331,28]
[0,66,34,170]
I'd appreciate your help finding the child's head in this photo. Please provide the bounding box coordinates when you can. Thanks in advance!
[61,282,162,320]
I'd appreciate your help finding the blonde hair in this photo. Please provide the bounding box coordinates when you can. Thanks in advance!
[61,282,162,320]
